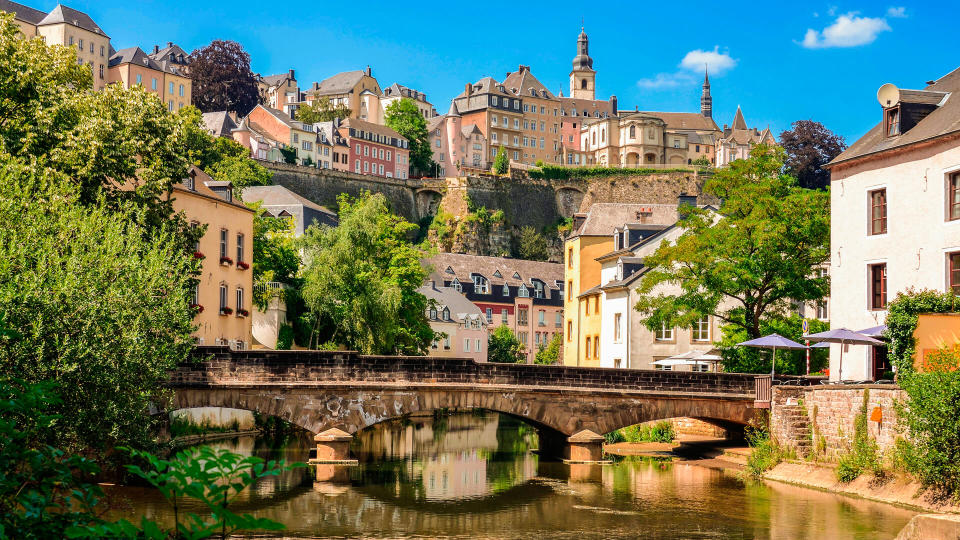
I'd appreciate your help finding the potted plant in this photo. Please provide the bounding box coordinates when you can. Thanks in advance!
[189,303,204,314]
[192,251,205,260]
[220,307,233,316]
[219,256,233,266]
[236,261,250,270]
[236,308,250,317]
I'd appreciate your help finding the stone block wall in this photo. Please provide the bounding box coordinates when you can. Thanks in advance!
[771,385,903,459]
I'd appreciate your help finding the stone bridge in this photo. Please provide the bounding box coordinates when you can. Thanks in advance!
[167,347,769,461]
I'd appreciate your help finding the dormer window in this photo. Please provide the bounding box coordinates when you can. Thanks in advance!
[445,266,455,274]
[617,261,623,281]
[472,274,489,294]
[442,307,450,321]
[502,284,510,296]
[451,278,462,292]
[518,284,529,298]
[493,269,502,278]
[429,307,438,320]
[886,107,900,137]
[513,272,521,280]
[533,281,544,299]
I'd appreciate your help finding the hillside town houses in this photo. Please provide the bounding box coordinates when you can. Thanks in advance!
[8,0,960,386]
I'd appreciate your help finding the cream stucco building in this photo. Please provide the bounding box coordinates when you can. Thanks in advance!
[825,65,960,381]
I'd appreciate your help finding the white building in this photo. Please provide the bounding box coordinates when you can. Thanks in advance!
[826,66,960,381]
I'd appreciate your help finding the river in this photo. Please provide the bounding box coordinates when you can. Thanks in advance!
[109,411,915,539]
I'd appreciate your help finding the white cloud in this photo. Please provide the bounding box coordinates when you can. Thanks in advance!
[637,46,736,90]
[886,6,907,18]
[800,12,892,48]
[680,46,737,75]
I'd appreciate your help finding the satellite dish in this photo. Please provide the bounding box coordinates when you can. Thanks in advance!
[877,83,899,108]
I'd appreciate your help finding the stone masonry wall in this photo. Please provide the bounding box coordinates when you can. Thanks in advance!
[771,385,902,460]
[172,346,782,396]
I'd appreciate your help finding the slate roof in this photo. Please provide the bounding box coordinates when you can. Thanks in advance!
[383,82,429,103]
[38,4,107,36]
[718,106,774,145]
[150,43,189,64]
[241,185,337,218]
[109,47,161,70]
[454,76,515,99]
[425,253,564,291]
[260,73,292,87]
[573,203,682,237]
[418,284,486,323]
[502,66,557,100]
[201,112,237,138]
[340,117,406,142]
[309,70,366,96]
[560,96,614,117]
[0,0,46,24]
[830,66,960,167]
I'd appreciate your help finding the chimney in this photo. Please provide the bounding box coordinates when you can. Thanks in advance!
[152,44,159,54]
[289,69,295,80]
[610,95,618,115]
[365,65,371,76]
[465,83,472,97]
[167,41,173,48]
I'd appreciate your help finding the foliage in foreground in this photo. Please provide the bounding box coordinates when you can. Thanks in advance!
[384,98,434,176]
[0,159,196,454]
[535,334,562,365]
[0,380,300,540]
[745,423,785,478]
[300,192,435,354]
[488,326,525,364]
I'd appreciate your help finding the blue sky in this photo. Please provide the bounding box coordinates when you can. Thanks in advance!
[31,1,958,143]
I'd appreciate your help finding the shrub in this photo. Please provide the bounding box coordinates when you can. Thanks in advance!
[834,390,881,483]
[606,421,676,444]
[745,423,783,478]
[276,324,294,350]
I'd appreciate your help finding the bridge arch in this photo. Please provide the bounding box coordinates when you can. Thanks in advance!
[554,186,586,217]
[414,188,444,220]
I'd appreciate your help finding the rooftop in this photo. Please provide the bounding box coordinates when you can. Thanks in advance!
[425,252,563,290]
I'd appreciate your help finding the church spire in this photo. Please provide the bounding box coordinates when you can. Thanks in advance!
[700,65,712,118]
[570,26,596,100]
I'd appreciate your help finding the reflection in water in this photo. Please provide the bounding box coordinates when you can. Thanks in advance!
[108,411,915,539]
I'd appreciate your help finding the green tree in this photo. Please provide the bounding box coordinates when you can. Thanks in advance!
[299,192,434,354]
[535,333,562,365]
[717,314,829,374]
[488,326,525,364]
[692,156,712,168]
[634,145,830,340]
[249,203,300,310]
[493,146,508,175]
[384,98,433,176]
[0,160,196,454]
[515,226,550,261]
[296,97,352,123]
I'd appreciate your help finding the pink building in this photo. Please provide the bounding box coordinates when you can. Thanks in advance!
[420,283,488,362]
[427,101,489,176]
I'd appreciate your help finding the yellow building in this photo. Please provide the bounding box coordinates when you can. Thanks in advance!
[304,67,382,121]
[32,4,111,90]
[172,167,254,349]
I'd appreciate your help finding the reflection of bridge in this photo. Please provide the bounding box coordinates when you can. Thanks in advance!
[168,347,771,460]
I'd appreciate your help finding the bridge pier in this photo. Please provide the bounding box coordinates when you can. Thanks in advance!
[312,428,357,465]
[565,429,608,464]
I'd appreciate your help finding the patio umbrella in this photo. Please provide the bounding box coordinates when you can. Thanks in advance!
[803,328,884,381]
[857,325,888,339]
[737,334,808,381]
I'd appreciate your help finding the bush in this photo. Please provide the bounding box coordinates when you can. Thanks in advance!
[276,324,294,350]
[528,164,693,180]
[605,421,676,444]
[834,389,881,483]
[745,423,783,478]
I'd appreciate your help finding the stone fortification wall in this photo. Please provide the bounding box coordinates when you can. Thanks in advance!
[771,385,902,459]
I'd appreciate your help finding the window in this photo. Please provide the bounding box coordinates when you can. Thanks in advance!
[219,229,228,258]
[100,45,105,56]
[355,159,361,173]
[236,287,244,312]
[886,107,900,137]
[432,339,439,349]
[614,313,622,343]
[568,248,574,268]
[502,284,509,296]
[518,284,529,298]
[451,279,462,292]
[444,336,451,349]
[179,84,185,97]
[78,38,83,50]
[442,307,450,321]
[429,307,437,320]
[585,337,591,358]
[136,74,142,85]
[486,308,493,323]
[869,189,887,235]
[538,310,545,326]
[98,64,103,79]
[869,263,887,310]
[692,316,710,342]
[518,309,528,326]
[169,81,174,94]
[816,299,828,320]
[236,233,244,263]
[655,323,674,341]
[464,339,471,352]
[219,284,227,312]
[556,312,562,327]
[473,275,489,294]
[476,339,482,353]
[502,308,508,324]
[949,172,960,221]
[151,78,157,90]
[594,336,600,358]
[191,283,199,306]
[950,253,960,294]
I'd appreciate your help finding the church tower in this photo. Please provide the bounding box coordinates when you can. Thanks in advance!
[700,66,712,118]
[570,27,595,100]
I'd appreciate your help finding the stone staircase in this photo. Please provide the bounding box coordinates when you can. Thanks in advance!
[777,404,812,458]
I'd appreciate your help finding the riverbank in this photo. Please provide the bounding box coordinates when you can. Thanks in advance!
[606,437,960,515]
[170,429,260,447]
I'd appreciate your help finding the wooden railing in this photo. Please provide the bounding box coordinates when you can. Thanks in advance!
[754,375,772,408]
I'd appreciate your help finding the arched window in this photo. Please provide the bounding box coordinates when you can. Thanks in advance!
[629,125,636,139]
[581,79,587,89]
[502,284,510,296]
[601,129,605,143]
[429,307,438,319]
[592,132,596,145]
[442,307,450,321]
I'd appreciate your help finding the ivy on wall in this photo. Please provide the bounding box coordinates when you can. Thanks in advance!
[885,288,960,373]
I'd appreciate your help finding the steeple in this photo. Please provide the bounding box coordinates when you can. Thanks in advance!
[700,65,712,118]
[569,25,596,100]
[732,105,747,130]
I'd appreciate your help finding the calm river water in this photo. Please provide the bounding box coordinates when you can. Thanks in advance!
[110,411,915,539]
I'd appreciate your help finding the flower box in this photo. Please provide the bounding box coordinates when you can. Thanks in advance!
[236,261,250,270]
[220,307,233,316]
[219,256,233,266]
[192,251,205,260]
[189,303,204,314]
[236,308,250,317]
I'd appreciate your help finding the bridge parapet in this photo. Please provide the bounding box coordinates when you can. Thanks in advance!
[171,347,816,396]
